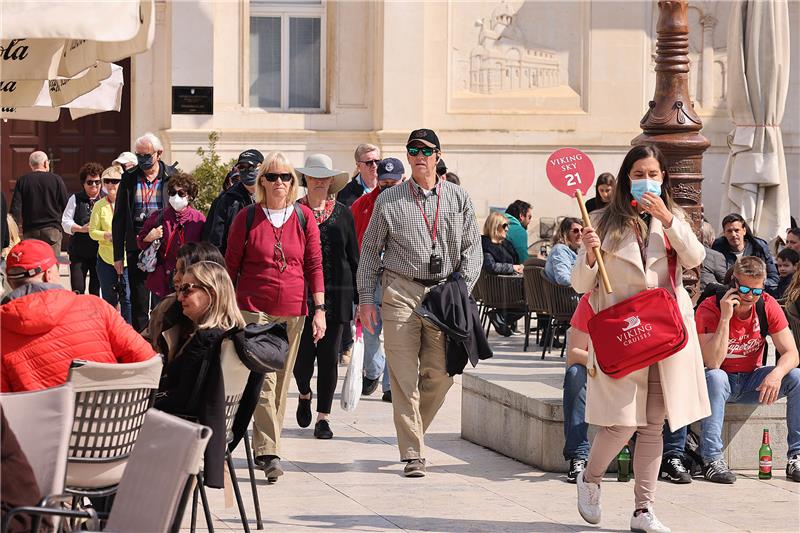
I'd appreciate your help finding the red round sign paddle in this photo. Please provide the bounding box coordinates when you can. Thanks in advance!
[545,147,595,197]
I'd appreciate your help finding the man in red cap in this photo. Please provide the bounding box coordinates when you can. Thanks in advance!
[1,239,156,392]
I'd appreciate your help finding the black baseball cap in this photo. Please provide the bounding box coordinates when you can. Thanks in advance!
[237,149,264,167]
[406,129,440,150]
[377,158,404,181]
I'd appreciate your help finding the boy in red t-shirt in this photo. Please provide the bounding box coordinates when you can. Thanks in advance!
[696,256,800,484]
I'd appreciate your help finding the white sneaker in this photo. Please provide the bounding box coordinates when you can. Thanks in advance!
[576,470,601,524]
[630,507,671,533]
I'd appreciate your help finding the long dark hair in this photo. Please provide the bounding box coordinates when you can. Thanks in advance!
[594,172,616,205]
[596,144,677,250]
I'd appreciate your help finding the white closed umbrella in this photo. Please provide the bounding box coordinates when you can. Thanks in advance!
[1,63,123,121]
[720,0,791,242]
[0,0,154,79]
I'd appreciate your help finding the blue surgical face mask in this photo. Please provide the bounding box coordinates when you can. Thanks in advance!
[630,178,662,202]
[137,153,155,170]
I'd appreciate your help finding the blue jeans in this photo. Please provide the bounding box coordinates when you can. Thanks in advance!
[662,421,687,460]
[563,364,589,460]
[363,279,391,392]
[701,366,800,461]
[96,259,132,324]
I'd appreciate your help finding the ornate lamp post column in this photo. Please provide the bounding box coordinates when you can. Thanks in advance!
[633,0,709,292]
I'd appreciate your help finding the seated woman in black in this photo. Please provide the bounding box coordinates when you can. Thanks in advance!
[481,211,523,336]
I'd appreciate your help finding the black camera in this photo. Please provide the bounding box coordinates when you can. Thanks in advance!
[112,275,127,300]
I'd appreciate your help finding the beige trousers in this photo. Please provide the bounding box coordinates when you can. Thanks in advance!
[381,270,454,461]
[584,365,666,509]
[241,310,305,458]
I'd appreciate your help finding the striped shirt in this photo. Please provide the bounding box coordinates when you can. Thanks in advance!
[356,178,482,305]
[134,175,162,227]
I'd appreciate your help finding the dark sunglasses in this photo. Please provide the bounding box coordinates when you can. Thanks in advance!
[570,228,582,233]
[265,173,293,183]
[236,162,256,171]
[85,179,102,186]
[103,178,121,185]
[359,159,380,166]
[734,280,764,296]
[176,282,206,297]
[501,223,509,230]
[168,189,188,197]
[407,146,436,157]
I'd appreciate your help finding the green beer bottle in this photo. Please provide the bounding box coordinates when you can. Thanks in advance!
[617,445,631,482]
[758,428,772,480]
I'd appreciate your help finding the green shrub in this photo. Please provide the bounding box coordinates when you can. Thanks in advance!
[192,131,236,214]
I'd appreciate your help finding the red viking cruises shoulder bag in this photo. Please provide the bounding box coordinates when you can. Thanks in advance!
[586,236,688,379]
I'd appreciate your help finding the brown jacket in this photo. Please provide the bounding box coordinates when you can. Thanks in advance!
[572,211,711,429]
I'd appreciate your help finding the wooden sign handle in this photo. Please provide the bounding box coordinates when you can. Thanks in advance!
[575,190,613,294]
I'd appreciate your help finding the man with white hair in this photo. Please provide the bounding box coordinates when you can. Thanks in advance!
[112,132,179,330]
[9,151,68,257]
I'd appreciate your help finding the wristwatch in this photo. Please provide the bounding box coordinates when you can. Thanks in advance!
[313,304,326,312]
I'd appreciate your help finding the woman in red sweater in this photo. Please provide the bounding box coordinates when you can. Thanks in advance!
[225,151,325,482]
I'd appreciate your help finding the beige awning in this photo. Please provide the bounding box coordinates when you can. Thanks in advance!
[720,0,792,242]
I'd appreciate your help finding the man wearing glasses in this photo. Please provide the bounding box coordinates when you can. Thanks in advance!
[112,132,179,330]
[695,256,800,484]
[357,129,481,477]
[337,143,381,208]
[204,149,263,254]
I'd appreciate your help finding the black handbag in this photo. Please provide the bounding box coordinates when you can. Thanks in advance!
[230,322,289,373]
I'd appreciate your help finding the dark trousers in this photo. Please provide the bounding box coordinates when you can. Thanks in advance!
[294,318,344,414]
[69,255,100,296]
[23,226,62,258]
[563,363,589,460]
[126,249,151,332]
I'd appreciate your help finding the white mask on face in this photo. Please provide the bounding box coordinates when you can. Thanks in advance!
[169,194,189,212]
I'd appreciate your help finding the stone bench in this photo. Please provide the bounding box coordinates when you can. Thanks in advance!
[461,352,789,471]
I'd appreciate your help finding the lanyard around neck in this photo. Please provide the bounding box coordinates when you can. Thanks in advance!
[408,180,441,251]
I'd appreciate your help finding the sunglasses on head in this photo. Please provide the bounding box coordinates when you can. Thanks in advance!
[168,189,188,197]
[103,178,121,185]
[734,279,764,296]
[176,282,206,297]
[264,173,293,183]
[359,159,380,166]
[85,179,102,186]
[406,146,436,157]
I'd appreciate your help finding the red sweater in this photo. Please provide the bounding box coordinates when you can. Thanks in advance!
[1,289,157,392]
[225,204,324,316]
[350,187,381,249]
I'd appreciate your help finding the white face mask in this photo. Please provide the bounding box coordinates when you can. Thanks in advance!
[169,194,189,212]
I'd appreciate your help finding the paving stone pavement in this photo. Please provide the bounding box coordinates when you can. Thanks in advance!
[178,332,800,532]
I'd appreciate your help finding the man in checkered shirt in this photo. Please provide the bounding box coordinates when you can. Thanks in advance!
[357,128,481,477]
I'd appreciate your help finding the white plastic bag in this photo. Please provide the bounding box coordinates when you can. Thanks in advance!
[340,326,364,412]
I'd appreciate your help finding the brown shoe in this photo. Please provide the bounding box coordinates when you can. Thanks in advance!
[340,347,352,366]
[403,459,426,478]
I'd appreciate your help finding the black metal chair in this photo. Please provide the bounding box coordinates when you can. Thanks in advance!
[481,273,529,338]
[523,265,549,351]
[541,277,580,359]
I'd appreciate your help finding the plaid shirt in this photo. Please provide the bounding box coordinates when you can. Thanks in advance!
[357,179,482,305]
[133,175,163,227]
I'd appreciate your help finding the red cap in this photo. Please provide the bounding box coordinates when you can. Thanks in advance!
[6,239,58,279]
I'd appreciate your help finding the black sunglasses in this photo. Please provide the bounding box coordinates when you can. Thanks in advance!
[85,179,102,186]
[168,189,188,197]
[501,223,509,230]
[265,173,293,183]
[407,146,436,157]
[176,282,207,297]
[103,178,121,185]
[359,159,380,166]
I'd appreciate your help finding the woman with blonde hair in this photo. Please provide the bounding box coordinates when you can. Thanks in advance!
[225,150,325,482]
[572,144,708,533]
[155,260,264,489]
[481,211,523,336]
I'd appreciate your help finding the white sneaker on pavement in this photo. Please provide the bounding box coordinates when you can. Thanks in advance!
[576,470,601,524]
[630,506,671,533]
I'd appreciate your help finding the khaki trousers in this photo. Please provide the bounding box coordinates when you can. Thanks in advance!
[241,310,305,458]
[584,365,666,509]
[381,270,454,461]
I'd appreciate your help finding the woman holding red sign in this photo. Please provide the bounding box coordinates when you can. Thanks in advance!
[571,145,708,533]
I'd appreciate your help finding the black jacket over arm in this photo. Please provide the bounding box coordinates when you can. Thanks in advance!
[112,161,178,262]
[415,272,493,376]
[203,181,254,254]
[310,202,360,323]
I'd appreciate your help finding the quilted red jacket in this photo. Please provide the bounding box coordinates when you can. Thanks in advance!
[1,288,156,392]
